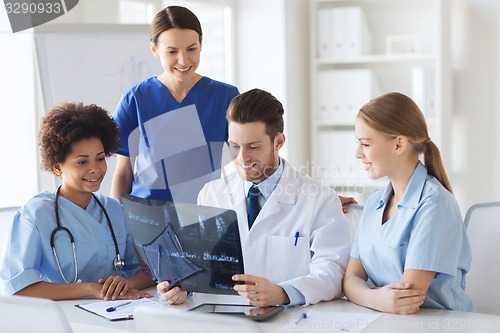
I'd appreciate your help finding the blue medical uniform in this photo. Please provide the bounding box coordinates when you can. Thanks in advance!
[0,192,140,296]
[113,76,239,203]
[351,162,474,311]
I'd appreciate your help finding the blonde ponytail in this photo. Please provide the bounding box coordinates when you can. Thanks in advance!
[423,140,453,193]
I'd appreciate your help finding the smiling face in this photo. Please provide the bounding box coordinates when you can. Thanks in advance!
[151,28,201,83]
[354,117,399,180]
[228,121,285,184]
[54,137,107,204]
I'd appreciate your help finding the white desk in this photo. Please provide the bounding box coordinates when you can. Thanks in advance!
[60,291,244,333]
[61,290,500,333]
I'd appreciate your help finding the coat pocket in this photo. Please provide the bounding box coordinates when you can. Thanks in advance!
[265,235,310,283]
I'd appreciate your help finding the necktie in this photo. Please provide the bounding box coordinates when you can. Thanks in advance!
[247,185,261,229]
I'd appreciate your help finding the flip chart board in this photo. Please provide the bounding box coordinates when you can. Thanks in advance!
[35,24,162,112]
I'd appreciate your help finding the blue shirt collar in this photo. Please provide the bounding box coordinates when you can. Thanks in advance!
[377,161,428,210]
[244,158,284,200]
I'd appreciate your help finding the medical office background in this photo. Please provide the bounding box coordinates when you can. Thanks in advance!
[0,0,499,217]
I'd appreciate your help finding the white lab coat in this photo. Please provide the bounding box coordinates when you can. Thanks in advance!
[197,160,351,305]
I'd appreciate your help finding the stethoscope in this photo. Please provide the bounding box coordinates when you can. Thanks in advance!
[51,186,124,284]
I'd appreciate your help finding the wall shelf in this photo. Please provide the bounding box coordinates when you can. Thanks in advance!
[309,0,451,203]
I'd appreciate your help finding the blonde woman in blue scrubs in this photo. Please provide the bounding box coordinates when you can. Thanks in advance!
[343,92,474,314]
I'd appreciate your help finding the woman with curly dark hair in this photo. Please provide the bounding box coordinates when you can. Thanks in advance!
[0,102,154,300]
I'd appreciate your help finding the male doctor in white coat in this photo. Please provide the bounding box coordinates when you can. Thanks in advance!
[157,88,351,306]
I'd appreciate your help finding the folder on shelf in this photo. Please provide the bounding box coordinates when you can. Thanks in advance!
[317,6,372,59]
[317,8,336,58]
[331,7,346,58]
[344,6,372,58]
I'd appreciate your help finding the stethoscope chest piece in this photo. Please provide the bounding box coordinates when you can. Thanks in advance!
[114,254,125,271]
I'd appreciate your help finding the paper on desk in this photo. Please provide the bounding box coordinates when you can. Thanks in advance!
[281,310,382,332]
[75,298,176,321]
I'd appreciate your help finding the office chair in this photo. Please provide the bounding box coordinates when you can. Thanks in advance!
[343,203,363,243]
[0,295,73,333]
[0,206,20,294]
[0,206,19,237]
[464,201,500,315]
[134,306,265,333]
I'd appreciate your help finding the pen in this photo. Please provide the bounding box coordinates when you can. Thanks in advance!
[106,301,132,312]
[295,312,307,324]
[294,231,299,246]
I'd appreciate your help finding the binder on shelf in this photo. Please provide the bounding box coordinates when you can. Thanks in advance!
[317,69,380,125]
[344,6,372,58]
[317,6,372,59]
[331,7,346,58]
[317,8,336,58]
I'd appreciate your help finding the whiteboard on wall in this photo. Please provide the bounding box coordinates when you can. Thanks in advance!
[34,24,163,113]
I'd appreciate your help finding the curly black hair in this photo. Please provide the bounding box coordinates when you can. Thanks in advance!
[38,102,120,174]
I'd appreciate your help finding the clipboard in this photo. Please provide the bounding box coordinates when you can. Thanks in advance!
[75,298,167,321]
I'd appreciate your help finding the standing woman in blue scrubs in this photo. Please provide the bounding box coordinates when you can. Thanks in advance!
[343,92,474,314]
[111,5,239,203]
[0,103,155,300]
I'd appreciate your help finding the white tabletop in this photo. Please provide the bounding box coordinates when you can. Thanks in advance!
[60,289,500,333]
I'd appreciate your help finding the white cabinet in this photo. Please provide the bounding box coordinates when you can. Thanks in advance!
[309,0,451,203]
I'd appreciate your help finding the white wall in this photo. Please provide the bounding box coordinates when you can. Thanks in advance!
[233,1,286,97]
[233,0,309,168]
[232,0,287,161]
[0,10,38,207]
[450,0,500,214]
[283,0,310,170]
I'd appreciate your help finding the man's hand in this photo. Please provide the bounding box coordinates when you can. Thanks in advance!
[232,274,289,307]
[156,281,188,305]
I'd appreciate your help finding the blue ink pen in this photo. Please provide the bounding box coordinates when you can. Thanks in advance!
[295,312,307,324]
[106,301,132,312]
[294,231,299,246]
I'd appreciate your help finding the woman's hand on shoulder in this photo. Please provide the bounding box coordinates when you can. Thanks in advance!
[339,196,358,213]
[157,281,188,305]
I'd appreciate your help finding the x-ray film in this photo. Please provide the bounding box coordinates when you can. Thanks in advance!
[122,194,244,295]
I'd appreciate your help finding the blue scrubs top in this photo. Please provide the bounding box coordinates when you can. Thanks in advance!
[113,76,239,203]
[0,192,140,295]
[351,162,475,311]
